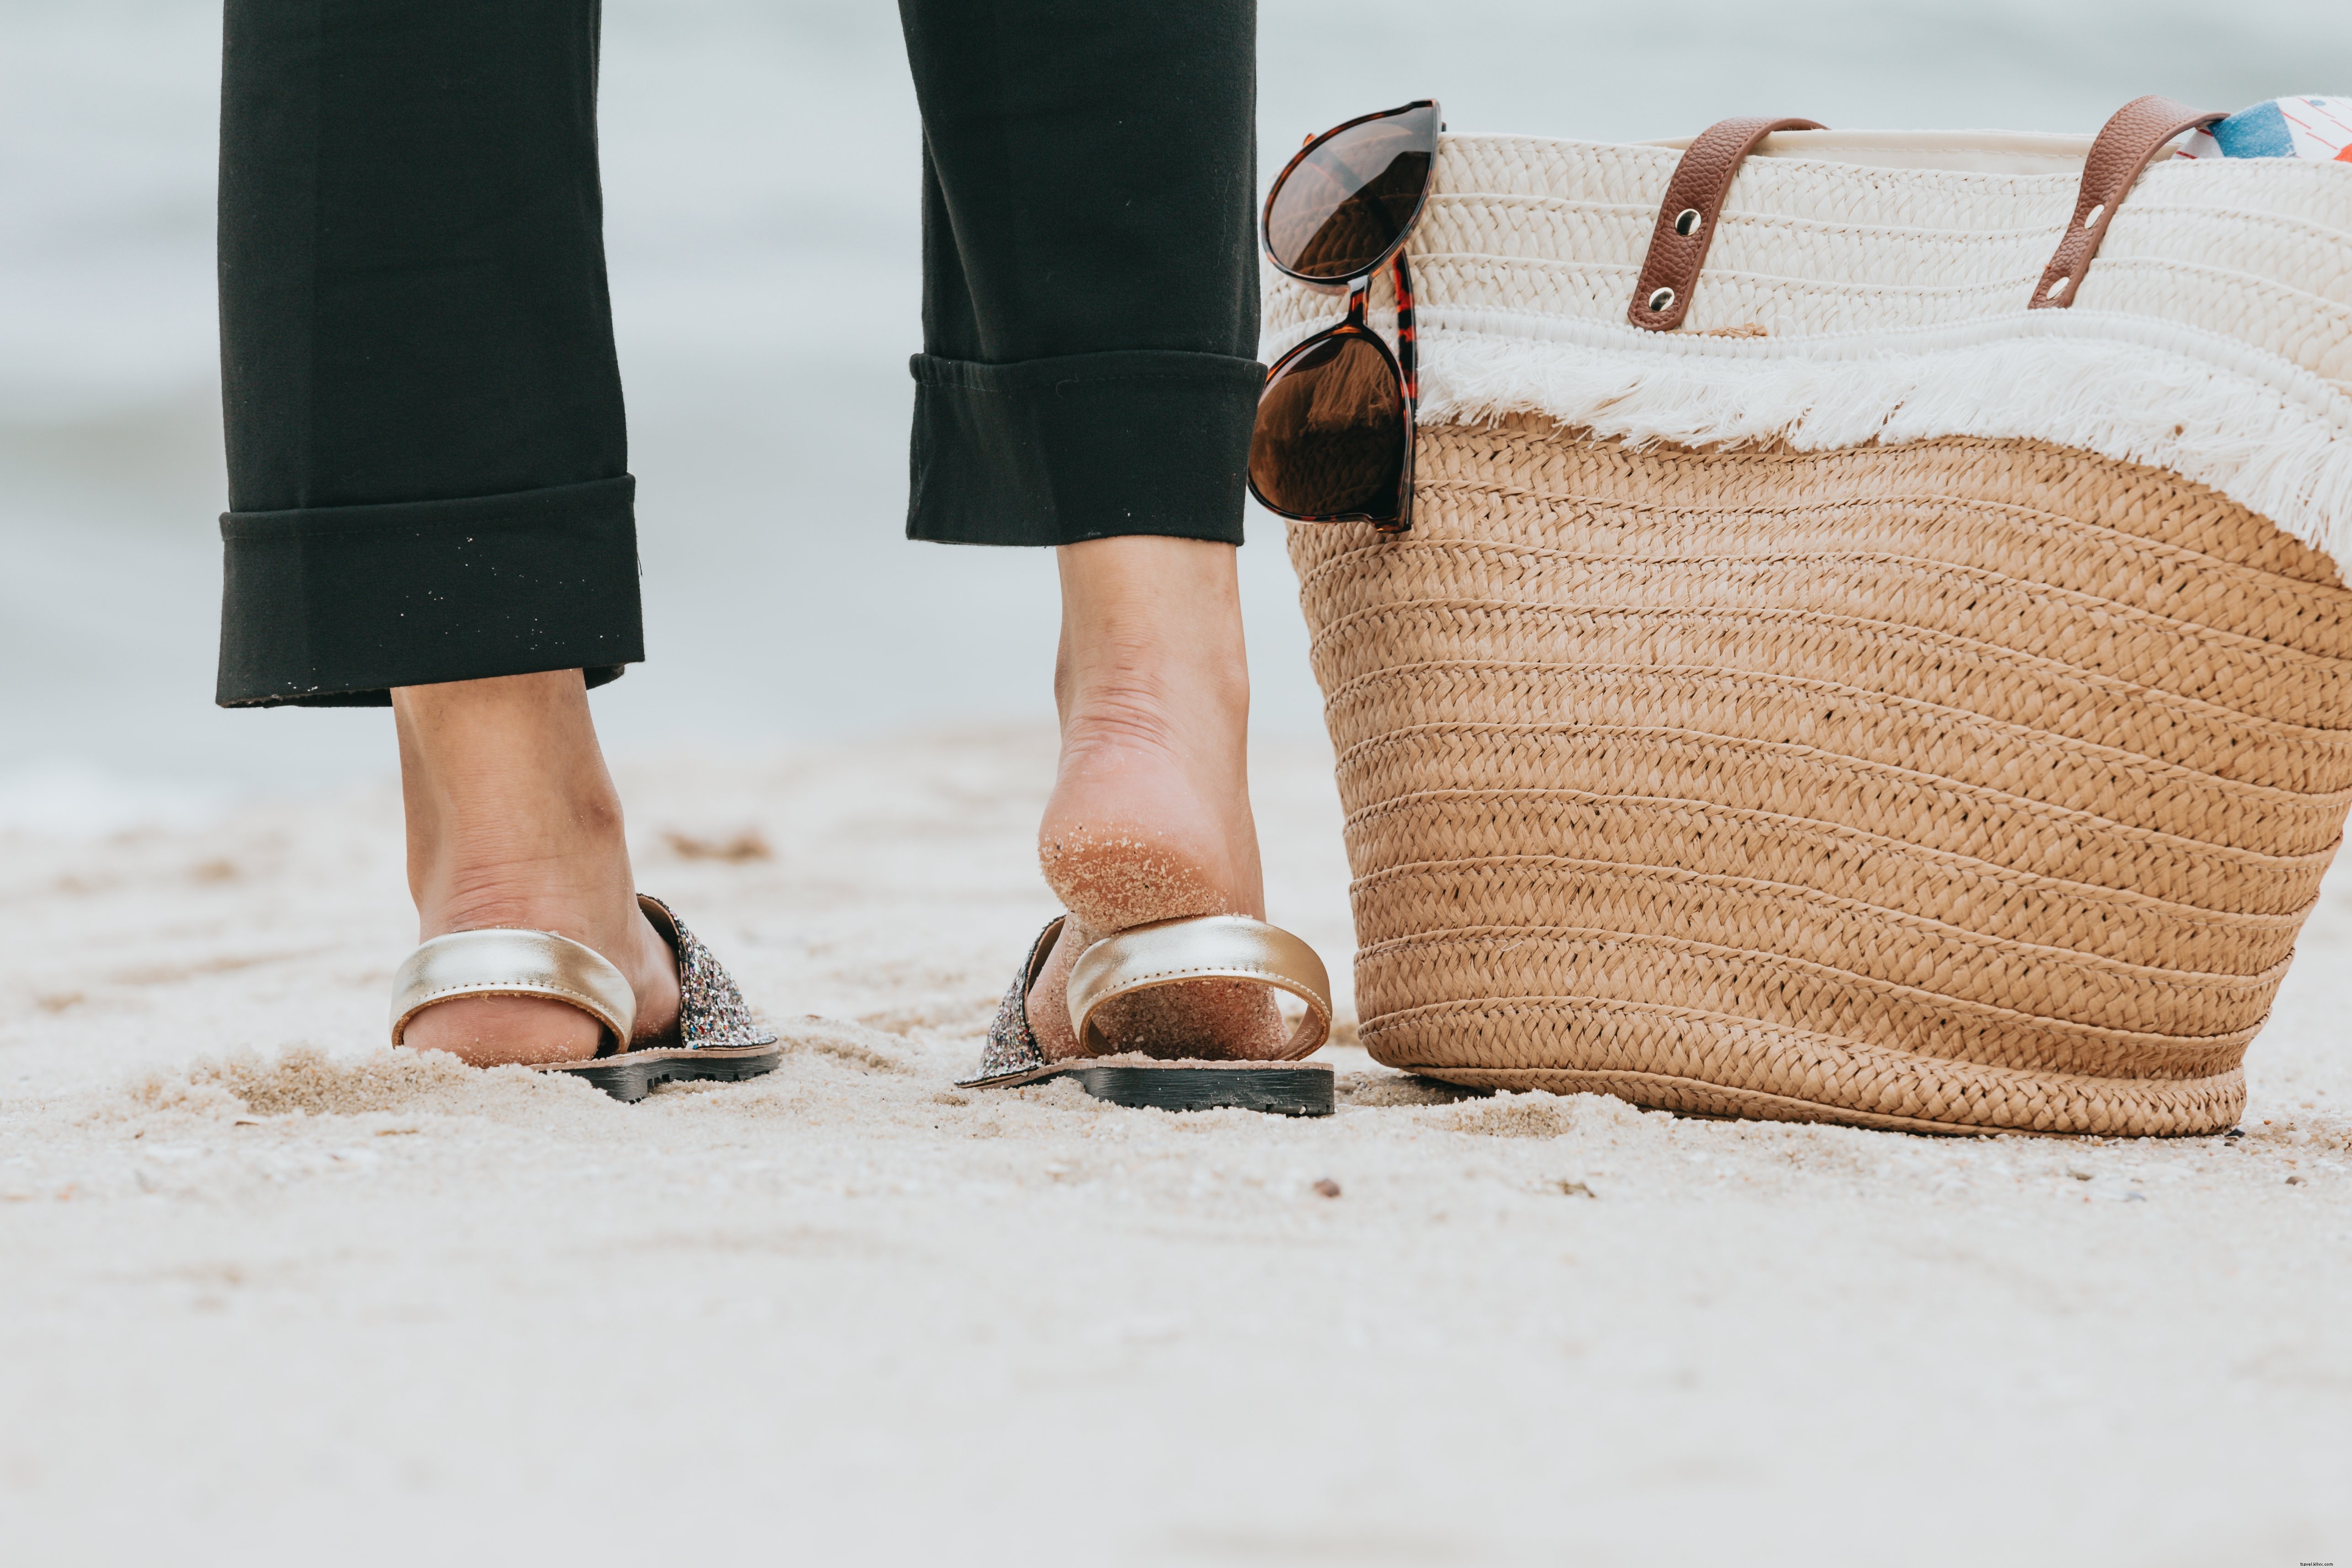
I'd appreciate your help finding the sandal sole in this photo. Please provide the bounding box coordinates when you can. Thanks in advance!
[539,1045,782,1104]
[967,1063,1335,1117]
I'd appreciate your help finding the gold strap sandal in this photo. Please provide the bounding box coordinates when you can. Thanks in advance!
[390,893,780,1102]
[961,914,1336,1116]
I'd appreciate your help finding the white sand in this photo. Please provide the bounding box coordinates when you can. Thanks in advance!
[1,730,2347,1565]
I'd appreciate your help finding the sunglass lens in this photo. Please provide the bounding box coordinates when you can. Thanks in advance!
[1265,103,1439,281]
[1250,335,1406,519]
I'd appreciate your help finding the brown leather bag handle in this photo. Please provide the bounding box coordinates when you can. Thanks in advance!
[1628,116,1825,331]
[2030,95,2225,309]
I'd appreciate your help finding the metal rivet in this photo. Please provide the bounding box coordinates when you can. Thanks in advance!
[1673,208,1703,237]
[2046,276,2070,301]
[1646,286,1676,312]
[2082,203,2104,228]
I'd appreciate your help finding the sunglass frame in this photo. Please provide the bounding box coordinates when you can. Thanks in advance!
[1251,101,1439,533]
[1248,253,1419,532]
[1260,99,1442,285]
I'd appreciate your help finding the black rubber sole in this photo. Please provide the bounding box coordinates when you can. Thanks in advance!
[540,1047,783,1104]
[971,1063,1335,1117]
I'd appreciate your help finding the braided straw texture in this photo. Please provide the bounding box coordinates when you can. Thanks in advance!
[1289,424,2352,1135]
[1265,133,2352,563]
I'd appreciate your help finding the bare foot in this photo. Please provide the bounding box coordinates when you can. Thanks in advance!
[1027,537,1287,1062]
[392,671,680,1067]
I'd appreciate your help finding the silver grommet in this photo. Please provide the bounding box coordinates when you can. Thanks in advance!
[2046,276,2070,301]
[1673,207,1702,237]
[2082,203,2104,228]
[1646,286,1676,313]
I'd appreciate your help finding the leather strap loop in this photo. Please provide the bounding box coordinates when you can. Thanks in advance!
[1066,914,1333,1061]
[1628,116,1825,331]
[2031,95,2224,310]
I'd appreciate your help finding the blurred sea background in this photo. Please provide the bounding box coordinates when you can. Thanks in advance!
[0,0,2342,831]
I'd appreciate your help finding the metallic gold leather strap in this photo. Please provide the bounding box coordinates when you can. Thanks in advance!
[1065,914,1333,1060]
[389,928,636,1047]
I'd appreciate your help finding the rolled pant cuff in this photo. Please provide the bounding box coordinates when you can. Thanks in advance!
[215,476,644,707]
[906,349,1263,547]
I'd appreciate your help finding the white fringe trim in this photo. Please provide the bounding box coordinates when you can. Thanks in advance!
[1289,308,2352,574]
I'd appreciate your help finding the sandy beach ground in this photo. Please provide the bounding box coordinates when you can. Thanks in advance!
[2,730,2347,1565]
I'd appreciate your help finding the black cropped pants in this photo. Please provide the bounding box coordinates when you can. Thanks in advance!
[214,0,1261,707]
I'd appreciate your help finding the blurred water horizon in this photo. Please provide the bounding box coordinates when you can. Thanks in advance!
[1,0,2342,825]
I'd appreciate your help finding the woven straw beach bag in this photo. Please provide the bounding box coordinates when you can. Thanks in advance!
[1269,100,2352,1136]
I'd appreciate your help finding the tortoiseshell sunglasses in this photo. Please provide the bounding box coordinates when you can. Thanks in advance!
[1248,100,1440,534]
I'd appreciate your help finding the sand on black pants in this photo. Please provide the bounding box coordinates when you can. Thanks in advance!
[213,0,1263,709]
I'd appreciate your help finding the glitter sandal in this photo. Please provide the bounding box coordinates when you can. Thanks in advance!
[961,914,1335,1116]
[390,894,780,1102]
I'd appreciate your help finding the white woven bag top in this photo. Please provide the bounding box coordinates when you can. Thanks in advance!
[1263,129,2352,565]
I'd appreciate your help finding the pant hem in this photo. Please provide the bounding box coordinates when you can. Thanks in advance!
[216,475,644,707]
[906,349,1262,547]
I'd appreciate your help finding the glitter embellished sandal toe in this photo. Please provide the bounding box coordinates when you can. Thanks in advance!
[390,894,780,1102]
[961,914,1335,1117]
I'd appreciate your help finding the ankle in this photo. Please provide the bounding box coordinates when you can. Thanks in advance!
[1057,669,1244,765]
[392,674,651,957]
[1052,537,1251,717]
[385,672,680,1062]
[1053,605,1252,770]
[394,672,625,897]
[419,863,633,942]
